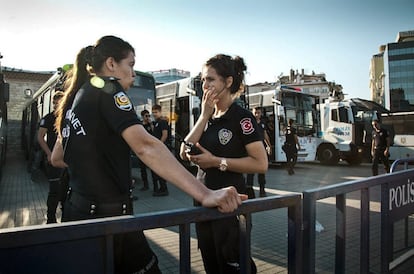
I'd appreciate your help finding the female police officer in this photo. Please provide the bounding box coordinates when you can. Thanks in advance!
[51,36,246,274]
[180,54,268,274]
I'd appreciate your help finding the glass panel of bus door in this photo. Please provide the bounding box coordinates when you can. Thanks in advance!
[274,103,287,163]
[263,105,277,162]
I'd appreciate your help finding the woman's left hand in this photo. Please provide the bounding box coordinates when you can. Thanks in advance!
[187,143,215,169]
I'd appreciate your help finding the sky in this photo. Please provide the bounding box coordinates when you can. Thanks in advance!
[1,0,413,99]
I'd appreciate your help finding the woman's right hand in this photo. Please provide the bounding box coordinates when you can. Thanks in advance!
[200,88,217,119]
[201,186,248,213]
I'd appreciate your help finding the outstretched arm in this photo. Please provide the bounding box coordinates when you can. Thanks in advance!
[123,124,247,212]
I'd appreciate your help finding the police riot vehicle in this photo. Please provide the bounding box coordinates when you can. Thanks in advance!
[317,91,392,165]
[247,85,320,164]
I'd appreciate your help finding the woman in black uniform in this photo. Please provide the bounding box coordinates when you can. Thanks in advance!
[180,54,268,274]
[51,36,246,274]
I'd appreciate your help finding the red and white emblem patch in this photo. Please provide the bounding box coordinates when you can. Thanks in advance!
[240,118,254,135]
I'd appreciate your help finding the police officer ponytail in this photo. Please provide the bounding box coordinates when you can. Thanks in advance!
[205,54,247,94]
[55,46,91,137]
[55,36,135,137]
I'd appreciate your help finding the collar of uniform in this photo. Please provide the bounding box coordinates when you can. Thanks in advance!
[209,102,237,123]
[89,76,121,94]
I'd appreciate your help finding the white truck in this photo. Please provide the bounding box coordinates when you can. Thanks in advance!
[317,95,391,165]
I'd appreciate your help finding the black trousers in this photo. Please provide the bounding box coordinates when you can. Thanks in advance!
[151,170,167,192]
[140,160,149,187]
[45,164,66,223]
[196,216,257,274]
[285,144,297,174]
[246,173,266,187]
[62,194,161,274]
[372,148,390,176]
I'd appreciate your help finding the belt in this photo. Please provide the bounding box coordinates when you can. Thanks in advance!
[67,188,133,216]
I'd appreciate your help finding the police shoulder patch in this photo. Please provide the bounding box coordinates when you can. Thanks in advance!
[240,118,255,135]
[113,92,132,111]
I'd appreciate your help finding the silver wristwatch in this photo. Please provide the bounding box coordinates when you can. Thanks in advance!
[218,158,228,171]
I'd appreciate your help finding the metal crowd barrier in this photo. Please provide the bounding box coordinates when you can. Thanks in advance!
[388,157,414,272]
[302,166,414,274]
[0,194,302,274]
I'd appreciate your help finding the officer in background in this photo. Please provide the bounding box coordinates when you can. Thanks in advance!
[37,91,65,223]
[245,107,271,198]
[139,109,153,191]
[284,119,301,175]
[151,104,169,196]
[371,119,391,176]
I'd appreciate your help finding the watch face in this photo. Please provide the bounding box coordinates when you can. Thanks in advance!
[219,159,227,171]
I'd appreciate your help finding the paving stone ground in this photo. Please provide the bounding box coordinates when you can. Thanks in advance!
[1,151,413,273]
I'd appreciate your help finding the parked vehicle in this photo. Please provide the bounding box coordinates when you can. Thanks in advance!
[317,95,391,165]
[155,76,202,171]
[0,71,9,179]
[381,111,414,160]
[247,85,320,164]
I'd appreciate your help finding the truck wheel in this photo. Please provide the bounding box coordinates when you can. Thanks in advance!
[318,145,339,165]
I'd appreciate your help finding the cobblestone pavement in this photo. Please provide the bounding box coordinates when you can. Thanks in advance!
[1,151,413,273]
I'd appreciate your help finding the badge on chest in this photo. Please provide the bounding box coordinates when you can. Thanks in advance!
[218,128,232,145]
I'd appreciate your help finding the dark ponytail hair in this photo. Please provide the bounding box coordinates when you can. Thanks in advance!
[55,36,135,136]
[205,54,247,94]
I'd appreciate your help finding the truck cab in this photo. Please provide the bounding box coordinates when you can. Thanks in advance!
[318,96,390,165]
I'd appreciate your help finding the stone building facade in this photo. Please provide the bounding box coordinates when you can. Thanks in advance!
[1,68,54,152]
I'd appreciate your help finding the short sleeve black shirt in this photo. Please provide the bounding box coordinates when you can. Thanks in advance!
[142,122,153,134]
[153,118,169,144]
[199,103,262,191]
[63,77,140,202]
[372,128,389,149]
[285,126,297,144]
[39,112,57,150]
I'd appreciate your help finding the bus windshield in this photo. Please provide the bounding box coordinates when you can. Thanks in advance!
[279,91,318,136]
[128,71,156,118]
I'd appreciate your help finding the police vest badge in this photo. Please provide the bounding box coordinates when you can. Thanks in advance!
[218,128,232,145]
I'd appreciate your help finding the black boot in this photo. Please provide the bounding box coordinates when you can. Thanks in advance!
[246,186,255,199]
[154,181,168,196]
[259,185,266,197]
